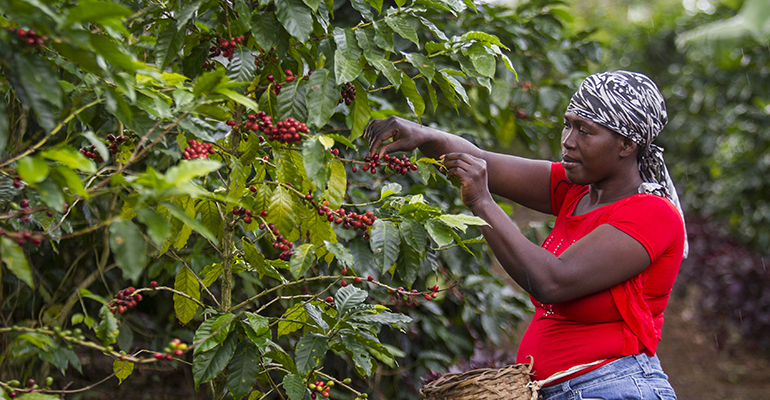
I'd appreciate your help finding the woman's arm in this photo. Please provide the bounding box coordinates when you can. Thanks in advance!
[365,116,553,214]
[442,152,652,304]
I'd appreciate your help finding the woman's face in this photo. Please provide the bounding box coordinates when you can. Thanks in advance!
[560,112,627,185]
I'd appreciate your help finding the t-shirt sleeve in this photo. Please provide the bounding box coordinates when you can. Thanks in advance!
[606,195,684,261]
[550,162,573,216]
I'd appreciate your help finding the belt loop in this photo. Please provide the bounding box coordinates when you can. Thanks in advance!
[634,354,653,376]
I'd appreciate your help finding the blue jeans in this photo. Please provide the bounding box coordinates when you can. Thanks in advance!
[537,354,677,400]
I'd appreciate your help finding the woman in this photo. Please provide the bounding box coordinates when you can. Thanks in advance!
[365,71,686,399]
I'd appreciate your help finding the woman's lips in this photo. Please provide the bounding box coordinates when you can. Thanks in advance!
[561,155,580,169]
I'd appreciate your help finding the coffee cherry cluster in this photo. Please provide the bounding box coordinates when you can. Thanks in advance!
[10,174,23,189]
[109,287,143,314]
[284,70,296,83]
[385,285,441,309]
[229,111,309,144]
[316,203,375,238]
[266,117,308,144]
[308,379,333,398]
[154,338,188,361]
[359,153,417,176]
[233,206,265,224]
[183,139,215,160]
[258,221,295,260]
[0,228,45,246]
[106,134,129,154]
[209,36,244,60]
[338,82,356,106]
[3,376,54,398]
[79,144,104,163]
[8,27,47,50]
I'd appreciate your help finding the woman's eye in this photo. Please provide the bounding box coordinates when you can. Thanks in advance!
[579,128,589,135]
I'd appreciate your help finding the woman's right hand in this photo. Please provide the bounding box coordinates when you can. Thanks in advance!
[364,116,432,159]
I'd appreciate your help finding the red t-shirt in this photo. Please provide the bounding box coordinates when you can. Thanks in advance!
[516,163,685,383]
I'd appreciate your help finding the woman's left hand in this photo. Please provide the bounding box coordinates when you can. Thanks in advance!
[441,152,493,208]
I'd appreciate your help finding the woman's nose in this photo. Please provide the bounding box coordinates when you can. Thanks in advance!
[561,128,576,149]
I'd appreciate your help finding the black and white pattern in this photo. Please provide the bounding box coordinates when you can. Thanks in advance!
[567,71,688,257]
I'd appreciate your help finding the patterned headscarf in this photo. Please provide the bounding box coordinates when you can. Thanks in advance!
[566,70,688,257]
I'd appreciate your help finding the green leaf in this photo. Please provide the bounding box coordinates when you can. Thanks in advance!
[194,69,228,97]
[368,58,402,90]
[136,208,172,247]
[109,220,147,283]
[400,220,428,252]
[174,266,200,324]
[426,220,454,247]
[341,335,373,376]
[277,80,308,122]
[1,237,33,288]
[219,89,260,112]
[67,0,132,24]
[264,343,298,374]
[228,158,248,201]
[17,156,50,184]
[274,0,313,42]
[302,137,329,191]
[165,159,222,185]
[14,52,62,108]
[304,303,328,331]
[243,240,284,282]
[324,241,355,267]
[155,23,185,70]
[90,34,138,73]
[113,358,134,385]
[384,15,419,46]
[355,28,385,60]
[197,200,222,243]
[34,177,65,212]
[333,28,363,84]
[400,75,425,117]
[277,303,308,337]
[50,165,88,199]
[465,43,496,79]
[200,263,223,287]
[352,311,412,330]
[289,243,316,279]
[228,341,261,400]
[461,31,508,50]
[163,201,219,246]
[439,70,469,105]
[268,186,297,240]
[282,374,308,400]
[369,219,401,274]
[228,46,256,83]
[177,0,205,30]
[194,314,235,355]
[418,16,448,41]
[349,0,373,20]
[193,331,238,388]
[380,182,402,199]
[404,53,436,82]
[305,68,338,129]
[321,158,346,208]
[40,147,96,173]
[438,213,489,233]
[335,285,368,317]
[349,80,371,142]
[295,333,329,375]
[251,13,279,51]
[96,306,119,345]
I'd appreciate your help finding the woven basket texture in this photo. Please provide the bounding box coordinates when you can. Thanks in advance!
[419,363,536,400]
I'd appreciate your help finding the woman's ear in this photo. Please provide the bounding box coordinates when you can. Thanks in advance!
[619,137,638,158]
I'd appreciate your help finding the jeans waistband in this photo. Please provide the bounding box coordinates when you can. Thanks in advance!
[538,354,662,397]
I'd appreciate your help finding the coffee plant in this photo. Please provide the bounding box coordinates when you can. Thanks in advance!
[0,0,599,399]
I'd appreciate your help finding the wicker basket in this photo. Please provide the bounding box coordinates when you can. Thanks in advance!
[419,361,537,400]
